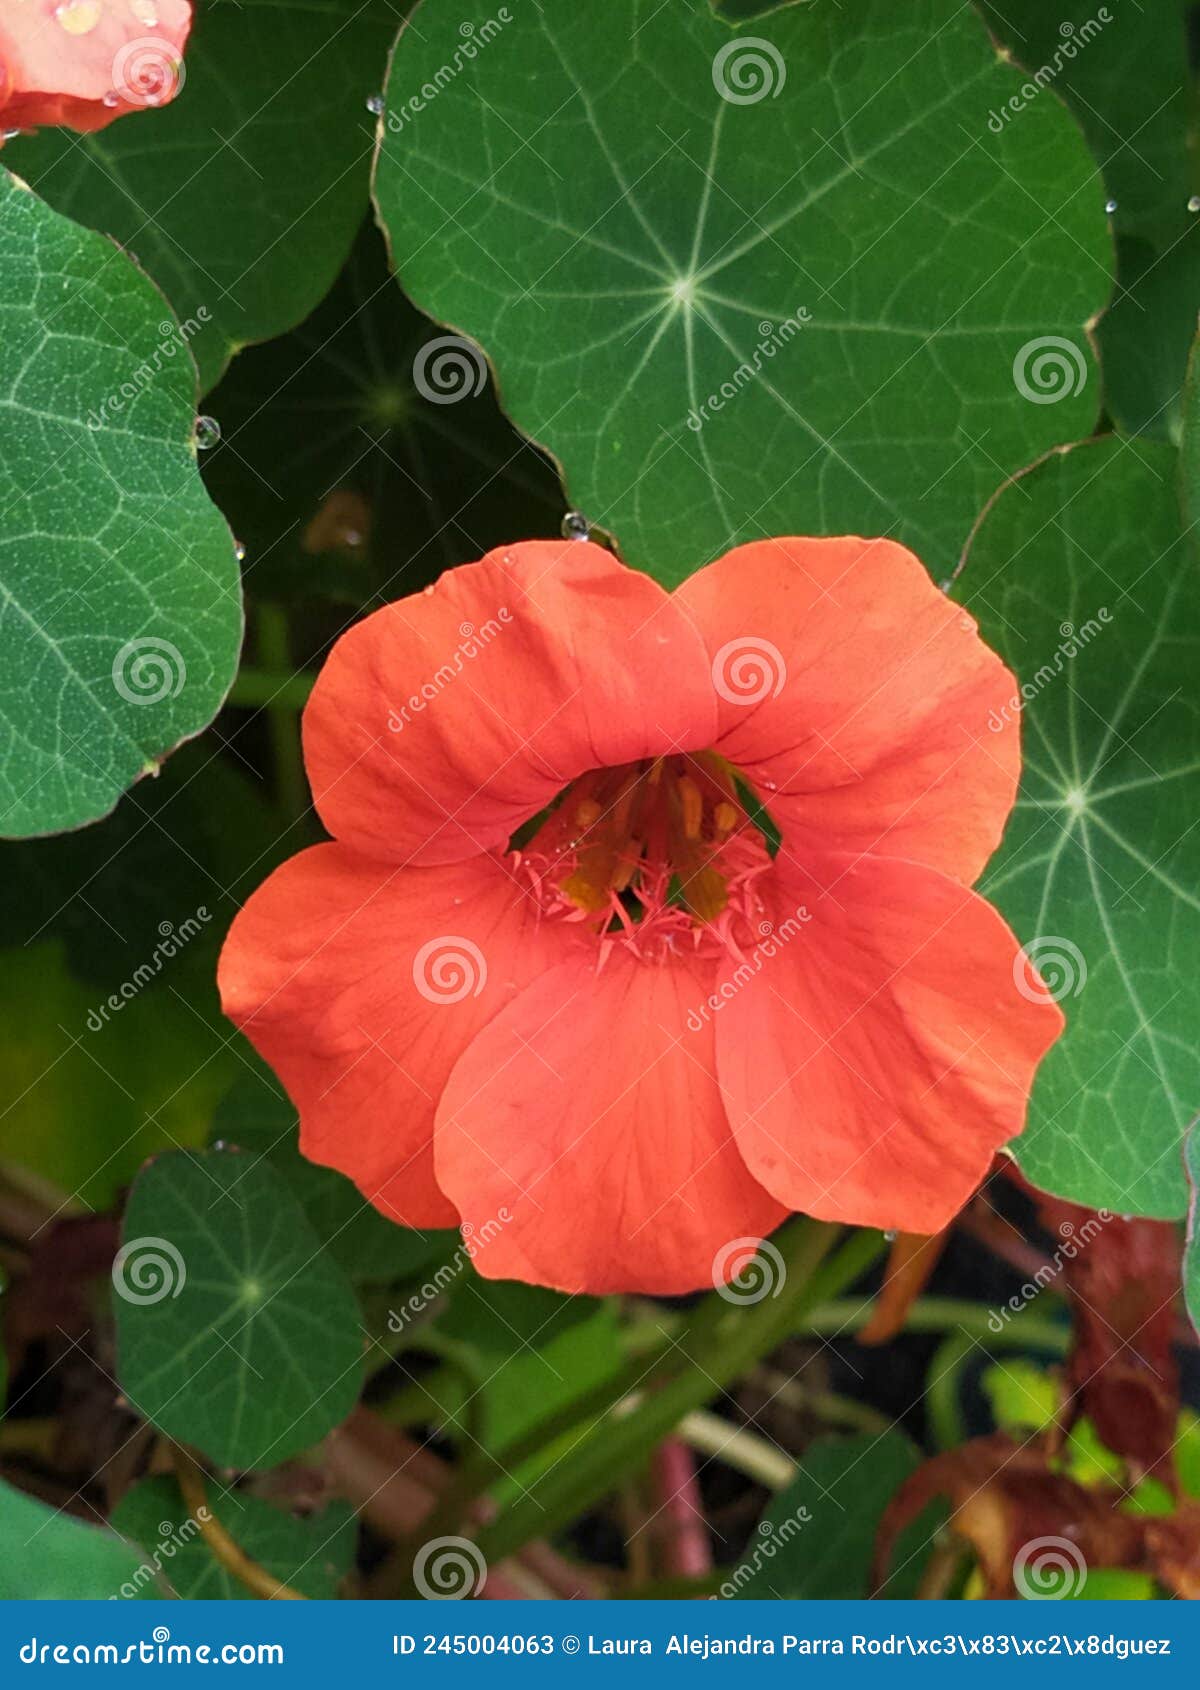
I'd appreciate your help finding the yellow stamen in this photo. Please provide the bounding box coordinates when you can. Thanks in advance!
[677,775,703,841]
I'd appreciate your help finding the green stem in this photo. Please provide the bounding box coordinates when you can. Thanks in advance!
[469,1219,846,1570]
[227,666,315,712]
[246,608,309,822]
[804,1294,1068,1353]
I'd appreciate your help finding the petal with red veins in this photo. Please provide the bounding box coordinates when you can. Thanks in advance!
[716,852,1064,1235]
[303,539,717,867]
[673,536,1020,884]
[218,843,583,1228]
[434,948,786,1295]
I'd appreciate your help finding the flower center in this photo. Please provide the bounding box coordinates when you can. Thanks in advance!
[515,753,775,959]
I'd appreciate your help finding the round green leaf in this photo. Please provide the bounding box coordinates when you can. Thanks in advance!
[375,0,1108,583]
[0,171,240,838]
[114,1147,365,1470]
[0,1479,151,1600]
[954,436,1199,1217]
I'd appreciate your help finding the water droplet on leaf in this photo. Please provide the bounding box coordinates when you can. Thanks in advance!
[193,415,221,450]
[562,510,591,541]
[1189,197,1200,214]
[366,93,385,115]
[1104,198,1117,214]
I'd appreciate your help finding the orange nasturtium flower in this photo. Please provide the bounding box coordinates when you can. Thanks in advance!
[0,0,191,137]
[219,538,1064,1295]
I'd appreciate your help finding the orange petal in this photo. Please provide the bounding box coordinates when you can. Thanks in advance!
[673,537,1020,885]
[303,539,717,867]
[218,843,584,1228]
[434,948,786,1295]
[716,852,1064,1235]
[0,2,191,136]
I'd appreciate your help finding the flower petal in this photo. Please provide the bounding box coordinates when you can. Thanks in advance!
[434,949,786,1294]
[715,852,1064,1235]
[304,539,717,866]
[218,842,581,1227]
[0,2,191,135]
[673,537,1020,884]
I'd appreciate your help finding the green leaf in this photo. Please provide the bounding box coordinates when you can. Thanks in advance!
[4,1,399,393]
[981,0,1198,438]
[1063,1568,1159,1599]
[729,1430,929,1598]
[981,1358,1059,1436]
[110,1476,356,1599]
[954,436,1199,1217]
[0,1479,152,1600]
[0,171,241,837]
[424,1279,620,1458]
[210,1065,453,1286]
[375,0,1107,584]
[114,1147,364,1469]
[200,221,563,607]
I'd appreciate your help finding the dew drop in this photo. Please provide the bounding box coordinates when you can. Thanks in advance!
[422,584,435,595]
[1189,196,1200,214]
[561,510,590,541]
[193,415,221,449]
[129,0,160,23]
[1104,198,1117,215]
[212,1139,229,1152]
[55,0,102,35]
[2,130,19,142]
[234,539,247,562]
[366,93,386,115]
[883,1229,898,1242]
[102,91,120,109]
